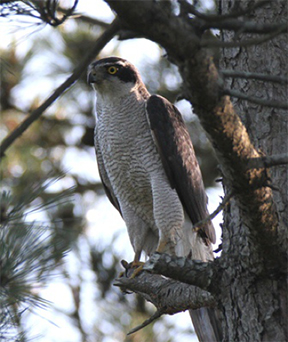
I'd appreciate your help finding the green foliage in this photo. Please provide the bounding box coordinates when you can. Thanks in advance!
[0,175,74,341]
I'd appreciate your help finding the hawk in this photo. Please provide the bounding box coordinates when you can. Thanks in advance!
[88,57,221,341]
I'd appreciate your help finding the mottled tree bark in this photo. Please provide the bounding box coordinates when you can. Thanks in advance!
[219,0,287,340]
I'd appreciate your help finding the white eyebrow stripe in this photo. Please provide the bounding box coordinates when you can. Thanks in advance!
[102,61,125,67]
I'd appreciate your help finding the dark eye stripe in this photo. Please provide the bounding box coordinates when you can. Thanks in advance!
[116,65,137,84]
[96,61,137,84]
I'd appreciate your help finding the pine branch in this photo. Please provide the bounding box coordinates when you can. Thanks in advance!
[0,0,79,26]
[0,18,120,160]
[0,173,74,339]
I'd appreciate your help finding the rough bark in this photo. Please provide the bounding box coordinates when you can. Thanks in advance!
[219,1,287,340]
[104,0,287,340]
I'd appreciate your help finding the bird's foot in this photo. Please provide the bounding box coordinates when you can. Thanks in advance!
[120,259,145,278]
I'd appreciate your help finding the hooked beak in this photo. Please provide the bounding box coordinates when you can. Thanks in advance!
[88,71,97,84]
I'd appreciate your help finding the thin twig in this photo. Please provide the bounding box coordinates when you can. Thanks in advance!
[0,18,120,160]
[221,70,288,85]
[202,20,287,35]
[246,154,288,170]
[178,0,271,22]
[223,88,288,109]
[201,26,286,48]
[127,310,163,335]
[58,7,110,28]
[193,193,233,232]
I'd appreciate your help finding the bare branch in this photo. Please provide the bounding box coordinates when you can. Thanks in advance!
[193,193,233,233]
[114,269,216,314]
[0,18,120,160]
[57,7,110,28]
[201,25,286,48]
[223,88,288,109]
[203,19,287,35]
[221,70,288,85]
[114,263,216,335]
[144,253,219,293]
[178,0,271,22]
[127,310,162,335]
[246,154,288,170]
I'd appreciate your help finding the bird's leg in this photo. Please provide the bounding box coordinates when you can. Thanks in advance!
[156,232,178,255]
[129,251,145,278]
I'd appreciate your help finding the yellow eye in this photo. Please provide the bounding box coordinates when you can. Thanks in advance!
[107,66,118,75]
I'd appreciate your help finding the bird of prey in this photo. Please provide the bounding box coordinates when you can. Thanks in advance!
[88,57,221,341]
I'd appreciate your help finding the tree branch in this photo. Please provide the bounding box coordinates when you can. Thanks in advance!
[178,0,271,22]
[193,192,233,233]
[246,154,288,170]
[201,25,286,48]
[58,7,110,28]
[201,19,287,35]
[144,253,220,293]
[221,70,288,85]
[114,268,216,314]
[127,310,163,335]
[0,18,120,160]
[113,255,219,334]
[223,88,288,109]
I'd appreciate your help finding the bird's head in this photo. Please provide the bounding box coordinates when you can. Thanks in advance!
[88,57,146,99]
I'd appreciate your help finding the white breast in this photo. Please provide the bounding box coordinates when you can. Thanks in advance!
[95,92,164,225]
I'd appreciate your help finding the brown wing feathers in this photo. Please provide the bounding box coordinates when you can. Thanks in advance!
[146,95,216,244]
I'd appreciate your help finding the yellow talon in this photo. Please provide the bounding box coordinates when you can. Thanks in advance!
[130,261,145,278]
[120,259,145,278]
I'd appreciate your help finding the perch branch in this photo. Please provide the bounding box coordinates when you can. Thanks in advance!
[114,269,216,314]
[0,18,120,160]
[144,253,220,293]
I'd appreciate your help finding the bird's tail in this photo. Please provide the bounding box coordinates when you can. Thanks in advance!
[189,307,223,342]
[175,220,223,341]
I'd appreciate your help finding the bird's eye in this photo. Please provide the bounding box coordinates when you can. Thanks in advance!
[107,66,118,75]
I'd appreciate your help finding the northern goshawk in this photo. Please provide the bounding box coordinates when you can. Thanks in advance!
[88,57,221,341]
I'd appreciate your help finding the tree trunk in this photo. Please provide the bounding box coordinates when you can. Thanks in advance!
[220,0,287,340]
